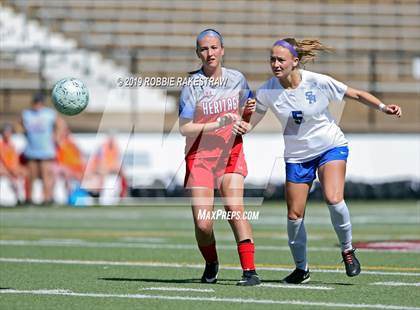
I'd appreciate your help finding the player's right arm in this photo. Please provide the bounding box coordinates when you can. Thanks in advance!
[179,113,239,136]
[178,85,239,136]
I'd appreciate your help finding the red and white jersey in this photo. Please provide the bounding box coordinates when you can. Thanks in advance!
[179,67,252,159]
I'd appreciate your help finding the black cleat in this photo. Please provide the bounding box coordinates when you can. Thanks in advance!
[200,262,219,284]
[281,268,310,284]
[236,270,261,286]
[342,248,361,277]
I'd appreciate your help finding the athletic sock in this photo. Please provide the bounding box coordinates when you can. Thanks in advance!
[237,240,256,271]
[198,242,218,264]
[327,200,353,251]
[287,218,308,271]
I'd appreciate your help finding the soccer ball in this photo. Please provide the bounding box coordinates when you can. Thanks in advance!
[52,78,89,116]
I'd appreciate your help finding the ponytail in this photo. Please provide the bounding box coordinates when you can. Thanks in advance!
[280,38,333,64]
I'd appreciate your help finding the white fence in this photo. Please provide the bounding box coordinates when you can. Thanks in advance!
[1,133,418,205]
[9,132,420,185]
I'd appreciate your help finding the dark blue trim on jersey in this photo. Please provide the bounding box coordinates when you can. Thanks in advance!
[179,100,194,119]
[179,87,195,119]
[239,86,253,107]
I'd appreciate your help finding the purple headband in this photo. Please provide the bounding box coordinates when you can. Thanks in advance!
[273,40,298,58]
[196,29,224,48]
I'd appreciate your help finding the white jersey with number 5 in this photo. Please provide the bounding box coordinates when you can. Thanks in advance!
[256,69,348,163]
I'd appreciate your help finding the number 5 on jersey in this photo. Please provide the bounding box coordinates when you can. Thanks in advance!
[292,110,303,124]
[284,110,304,136]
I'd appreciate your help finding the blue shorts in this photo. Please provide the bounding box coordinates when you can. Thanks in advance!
[286,146,349,183]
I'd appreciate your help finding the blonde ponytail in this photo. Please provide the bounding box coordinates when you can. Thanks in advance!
[282,38,333,64]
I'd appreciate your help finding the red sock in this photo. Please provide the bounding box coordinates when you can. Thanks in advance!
[119,175,128,197]
[198,242,218,264]
[238,242,255,271]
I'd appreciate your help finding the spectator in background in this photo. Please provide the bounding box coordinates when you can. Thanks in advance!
[19,92,64,205]
[55,122,86,199]
[84,134,127,199]
[97,134,122,177]
[0,123,27,205]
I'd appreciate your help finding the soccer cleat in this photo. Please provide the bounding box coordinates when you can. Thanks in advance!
[200,262,219,284]
[236,270,261,286]
[342,248,361,277]
[281,268,310,284]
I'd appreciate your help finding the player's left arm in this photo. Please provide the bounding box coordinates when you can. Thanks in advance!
[344,87,402,117]
[234,98,266,135]
[54,115,66,143]
[238,76,256,123]
[16,114,26,135]
[239,98,256,123]
[236,98,256,135]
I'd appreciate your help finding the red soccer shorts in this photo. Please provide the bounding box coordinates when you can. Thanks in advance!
[184,145,248,189]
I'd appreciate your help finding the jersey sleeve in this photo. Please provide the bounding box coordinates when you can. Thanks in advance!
[179,86,196,120]
[255,87,269,113]
[238,75,253,107]
[320,74,348,102]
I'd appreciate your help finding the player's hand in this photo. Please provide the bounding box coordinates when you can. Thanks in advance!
[245,98,256,113]
[232,120,252,135]
[217,113,240,127]
[383,104,402,117]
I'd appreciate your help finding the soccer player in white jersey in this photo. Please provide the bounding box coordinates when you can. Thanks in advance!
[179,29,260,286]
[234,38,402,284]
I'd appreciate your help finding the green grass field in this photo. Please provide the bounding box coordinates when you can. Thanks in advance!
[0,200,419,310]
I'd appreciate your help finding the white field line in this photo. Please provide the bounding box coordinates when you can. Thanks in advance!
[139,287,214,292]
[371,282,420,287]
[0,289,419,310]
[1,257,420,277]
[0,239,418,253]
[259,283,333,290]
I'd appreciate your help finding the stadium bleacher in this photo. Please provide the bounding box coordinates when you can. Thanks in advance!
[1,0,419,132]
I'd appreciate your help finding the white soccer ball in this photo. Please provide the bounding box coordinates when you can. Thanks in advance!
[52,78,89,116]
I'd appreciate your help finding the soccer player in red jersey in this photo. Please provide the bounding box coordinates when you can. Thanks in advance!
[179,29,260,286]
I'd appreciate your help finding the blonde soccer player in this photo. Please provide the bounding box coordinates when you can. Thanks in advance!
[179,29,260,286]
[234,38,401,284]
